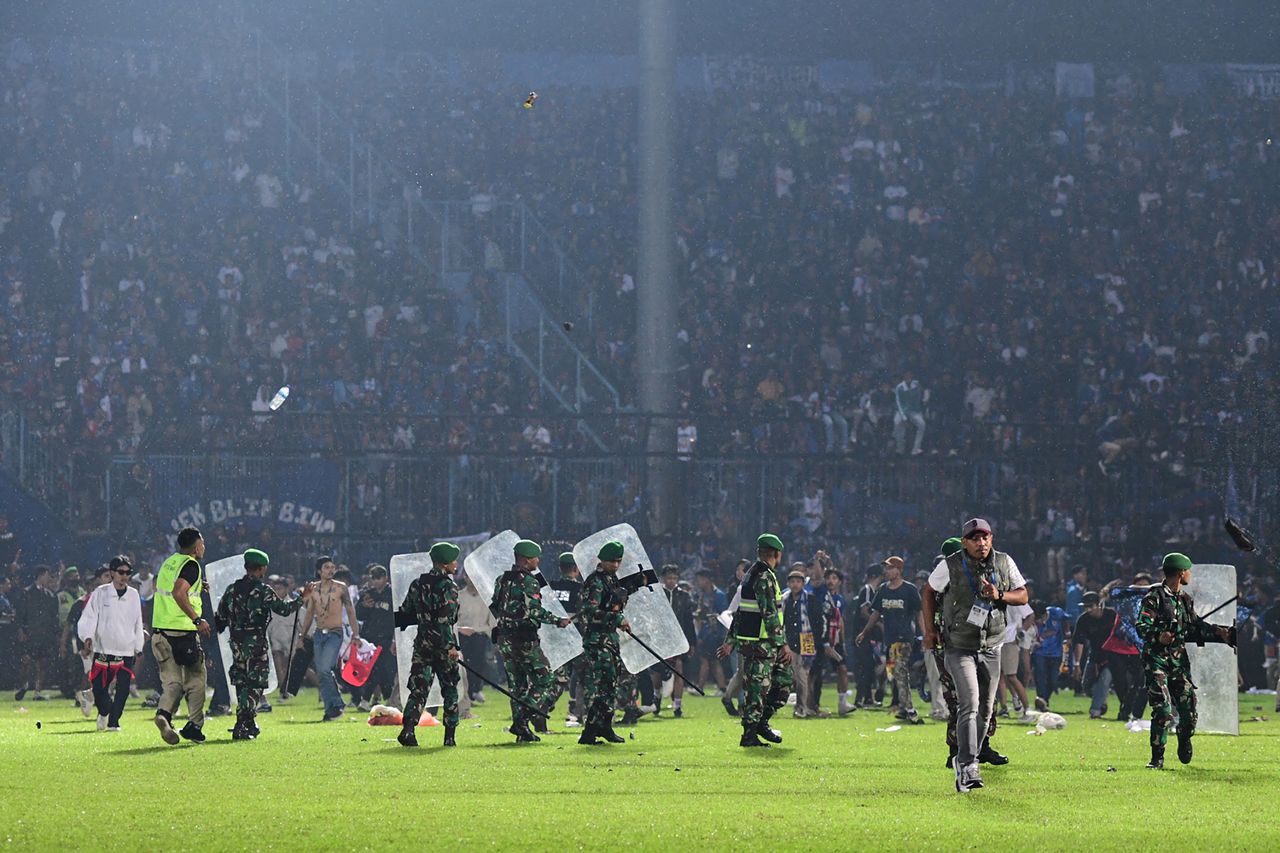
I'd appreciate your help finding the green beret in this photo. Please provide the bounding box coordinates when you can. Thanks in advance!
[1162,552,1192,573]
[757,533,785,553]
[559,552,577,566]
[244,549,270,567]
[514,539,542,559]
[941,537,963,558]
[597,541,625,561]
[429,542,461,564]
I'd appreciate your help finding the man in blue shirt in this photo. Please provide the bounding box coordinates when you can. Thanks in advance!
[693,570,730,708]
[1031,601,1069,710]
[1064,565,1088,621]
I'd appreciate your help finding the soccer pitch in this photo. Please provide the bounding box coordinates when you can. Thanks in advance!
[2,690,1277,850]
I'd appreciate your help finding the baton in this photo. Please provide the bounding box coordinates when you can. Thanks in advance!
[1200,595,1239,622]
[623,628,705,696]
[456,657,546,717]
[283,608,301,696]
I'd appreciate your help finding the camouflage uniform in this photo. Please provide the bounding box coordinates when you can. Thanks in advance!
[397,569,461,728]
[730,560,793,735]
[1136,582,1224,758]
[214,575,303,735]
[578,570,627,731]
[493,567,561,728]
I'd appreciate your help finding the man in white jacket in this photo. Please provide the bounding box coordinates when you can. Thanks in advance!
[78,556,146,731]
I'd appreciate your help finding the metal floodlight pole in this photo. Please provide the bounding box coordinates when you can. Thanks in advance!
[637,0,678,535]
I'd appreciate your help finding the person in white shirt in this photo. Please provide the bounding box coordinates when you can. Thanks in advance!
[998,601,1035,722]
[923,518,1029,793]
[78,556,146,731]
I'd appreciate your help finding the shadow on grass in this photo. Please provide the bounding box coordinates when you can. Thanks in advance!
[110,740,240,755]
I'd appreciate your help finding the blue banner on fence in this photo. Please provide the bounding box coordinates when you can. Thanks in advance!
[140,457,341,535]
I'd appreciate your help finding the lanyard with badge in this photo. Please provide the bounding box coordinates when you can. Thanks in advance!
[962,556,994,628]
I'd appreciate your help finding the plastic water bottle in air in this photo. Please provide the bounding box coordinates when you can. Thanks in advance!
[269,385,290,411]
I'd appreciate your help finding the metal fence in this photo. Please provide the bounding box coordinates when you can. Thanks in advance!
[102,449,1277,575]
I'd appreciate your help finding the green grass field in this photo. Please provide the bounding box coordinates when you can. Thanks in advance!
[2,688,1277,850]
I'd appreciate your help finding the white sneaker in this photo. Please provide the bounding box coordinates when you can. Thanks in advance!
[357,700,371,712]
[638,704,657,715]
[471,692,486,704]
[564,720,582,728]
[106,726,121,732]
[97,714,108,731]
[78,690,93,718]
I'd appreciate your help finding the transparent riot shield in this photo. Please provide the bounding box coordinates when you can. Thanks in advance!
[205,556,279,710]
[389,552,443,709]
[460,530,582,671]
[575,523,690,674]
[1185,564,1239,736]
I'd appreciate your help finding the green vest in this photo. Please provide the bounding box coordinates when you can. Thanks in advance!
[941,550,1014,652]
[735,563,783,642]
[152,552,203,631]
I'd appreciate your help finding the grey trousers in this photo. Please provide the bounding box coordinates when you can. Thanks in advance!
[152,633,206,728]
[944,647,1000,767]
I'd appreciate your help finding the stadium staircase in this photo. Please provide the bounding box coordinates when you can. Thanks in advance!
[245,28,621,450]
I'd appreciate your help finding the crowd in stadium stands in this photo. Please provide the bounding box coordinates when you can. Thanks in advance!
[1,47,1279,587]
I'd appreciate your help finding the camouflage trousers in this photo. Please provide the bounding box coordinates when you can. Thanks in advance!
[229,636,270,719]
[498,637,556,725]
[935,648,995,749]
[583,635,621,728]
[1146,664,1196,748]
[739,642,793,730]
[888,641,915,716]
[551,655,587,718]
[404,643,460,728]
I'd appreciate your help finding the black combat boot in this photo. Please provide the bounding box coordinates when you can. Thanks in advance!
[231,712,255,741]
[178,722,205,743]
[397,726,418,747]
[512,720,540,742]
[620,706,640,726]
[1146,745,1164,769]
[443,725,456,747]
[756,718,782,744]
[740,728,768,747]
[1176,731,1193,765]
[599,720,626,743]
[722,696,740,717]
[578,723,600,745]
[531,715,548,734]
[977,739,1009,765]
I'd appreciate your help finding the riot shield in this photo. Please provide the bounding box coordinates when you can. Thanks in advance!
[389,552,443,709]
[205,556,279,710]
[575,523,690,674]
[461,530,583,670]
[1185,564,1239,736]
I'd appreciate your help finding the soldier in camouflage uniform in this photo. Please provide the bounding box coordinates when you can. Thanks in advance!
[720,533,795,748]
[213,549,314,741]
[492,539,571,743]
[576,541,630,745]
[1136,553,1233,769]
[395,542,463,748]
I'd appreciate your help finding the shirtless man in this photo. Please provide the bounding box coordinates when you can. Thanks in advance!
[297,556,359,721]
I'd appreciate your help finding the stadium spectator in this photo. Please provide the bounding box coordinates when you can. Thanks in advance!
[77,556,145,731]
[15,565,59,701]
